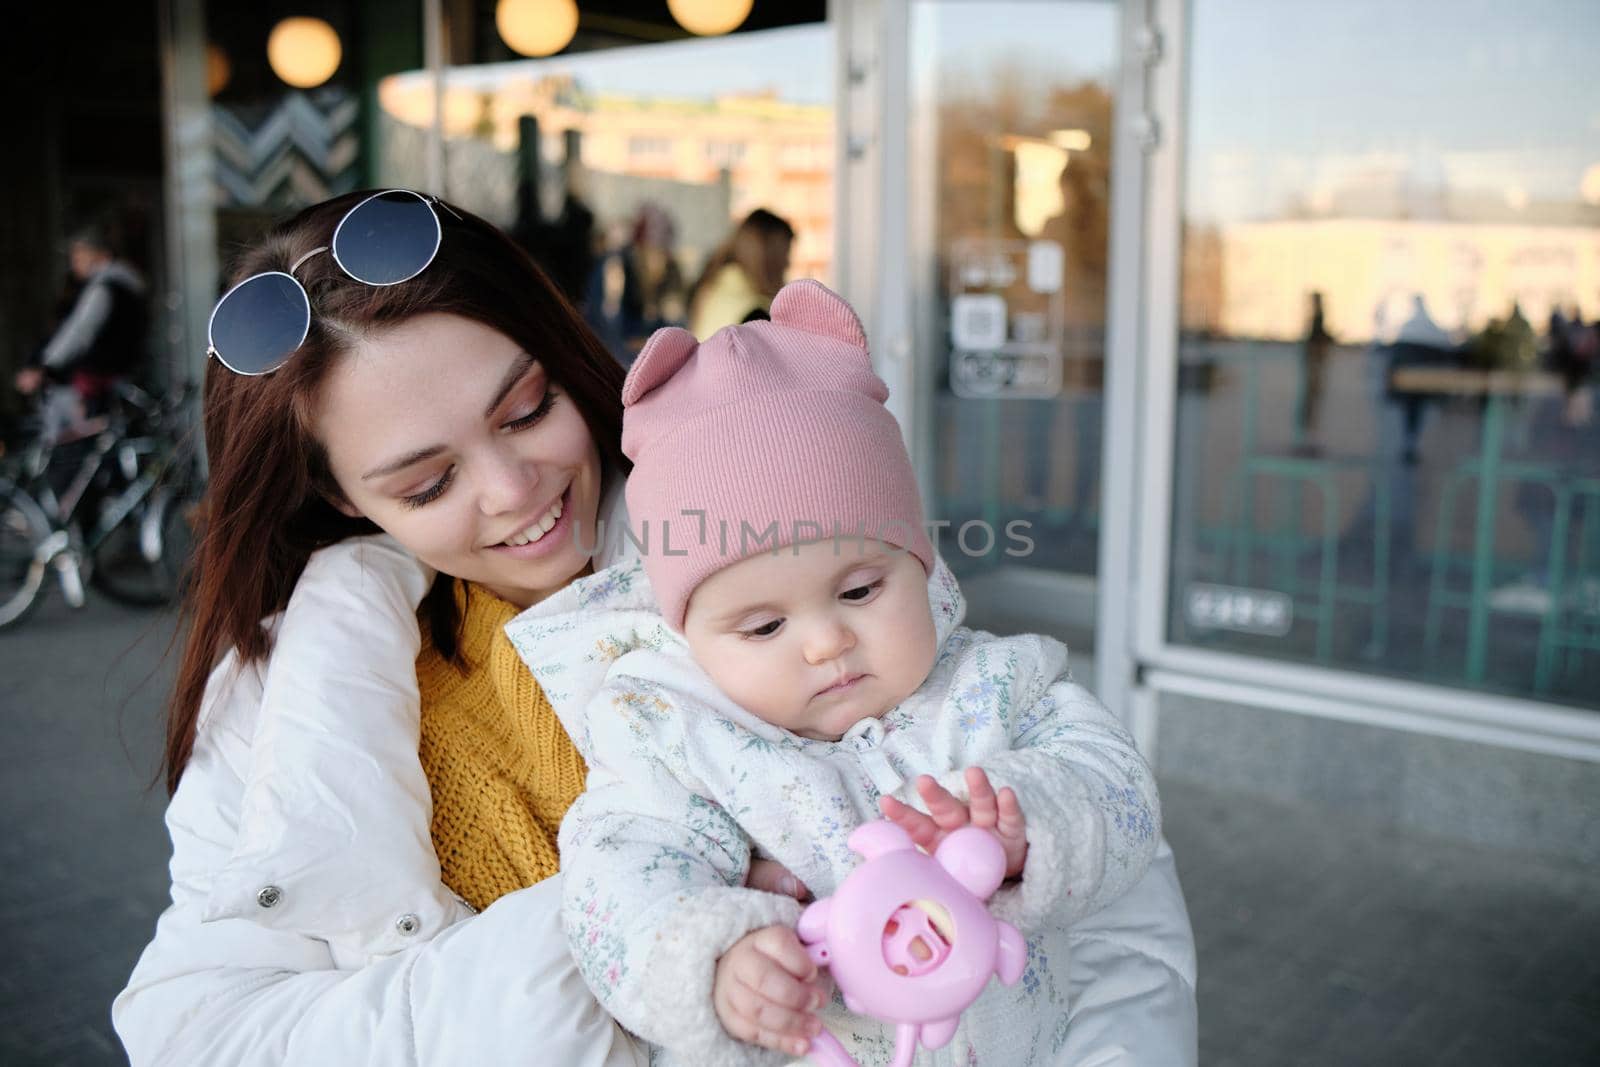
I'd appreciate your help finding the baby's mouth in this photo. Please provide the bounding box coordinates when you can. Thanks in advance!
[814,672,866,698]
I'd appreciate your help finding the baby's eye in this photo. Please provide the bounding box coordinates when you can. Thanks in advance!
[741,619,783,639]
[840,579,885,602]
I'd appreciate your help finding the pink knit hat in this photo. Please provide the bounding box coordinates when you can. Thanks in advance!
[621,279,934,630]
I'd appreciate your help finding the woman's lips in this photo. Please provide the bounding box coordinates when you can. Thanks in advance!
[488,485,574,559]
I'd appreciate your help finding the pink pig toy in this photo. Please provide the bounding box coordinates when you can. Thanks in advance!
[795,820,1028,1067]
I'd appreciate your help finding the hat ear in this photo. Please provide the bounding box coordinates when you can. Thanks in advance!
[769,280,867,350]
[622,326,699,406]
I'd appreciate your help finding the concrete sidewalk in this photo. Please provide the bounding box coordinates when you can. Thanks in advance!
[1,595,1596,1065]
[1164,779,1600,1065]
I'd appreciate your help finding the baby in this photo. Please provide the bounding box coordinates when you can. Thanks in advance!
[506,280,1160,1065]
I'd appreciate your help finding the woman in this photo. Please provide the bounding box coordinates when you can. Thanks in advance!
[686,208,794,338]
[117,192,1197,1065]
[113,192,650,1065]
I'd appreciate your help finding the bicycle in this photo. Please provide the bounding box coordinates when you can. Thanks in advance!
[0,382,202,629]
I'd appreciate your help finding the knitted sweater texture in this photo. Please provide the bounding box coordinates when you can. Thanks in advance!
[416,583,587,910]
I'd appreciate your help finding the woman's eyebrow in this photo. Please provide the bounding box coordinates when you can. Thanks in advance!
[485,351,538,417]
[362,445,446,481]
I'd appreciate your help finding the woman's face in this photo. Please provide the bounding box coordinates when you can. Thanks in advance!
[314,312,603,608]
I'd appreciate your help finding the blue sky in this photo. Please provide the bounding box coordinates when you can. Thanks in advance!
[1187,0,1600,220]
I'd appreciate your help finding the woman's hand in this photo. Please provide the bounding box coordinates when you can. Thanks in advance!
[712,925,826,1057]
[878,767,1029,879]
[746,858,810,901]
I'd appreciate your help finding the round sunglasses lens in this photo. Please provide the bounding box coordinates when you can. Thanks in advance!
[333,191,440,285]
[209,273,310,375]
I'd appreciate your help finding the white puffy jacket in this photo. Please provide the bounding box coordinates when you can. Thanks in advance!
[112,535,646,1067]
[115,534,1196,1066]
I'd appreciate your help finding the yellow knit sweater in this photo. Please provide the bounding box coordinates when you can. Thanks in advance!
[415,582,587,911]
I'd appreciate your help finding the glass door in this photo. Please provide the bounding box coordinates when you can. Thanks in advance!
[907,0,1122,649]
[1156,0,1600,708]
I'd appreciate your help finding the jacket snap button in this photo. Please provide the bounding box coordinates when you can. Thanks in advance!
[256,885,283,909]
[396,913,421,936]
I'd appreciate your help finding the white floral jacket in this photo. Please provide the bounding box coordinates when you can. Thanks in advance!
[506,556,1162,1067]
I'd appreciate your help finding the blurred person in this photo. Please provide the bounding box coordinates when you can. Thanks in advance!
[1494,305,1599,614]
[1293,290,1334,451]
[587,204,689,366]
[623,202,687,341]
[1501,301,1537,369]
[587,218,637,363]
[686,207,794,337]
[1387,293,1455,462]
[1348,293,1458,577]
[14,223,149,441]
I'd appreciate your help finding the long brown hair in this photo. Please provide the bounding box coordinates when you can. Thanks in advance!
[163,192,628,794]
[687,207,795,322]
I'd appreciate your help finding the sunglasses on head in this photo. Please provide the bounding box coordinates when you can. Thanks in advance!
[206,189,461,376]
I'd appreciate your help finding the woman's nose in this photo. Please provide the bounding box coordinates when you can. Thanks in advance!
[477,449,540,518]
[803,619,857,664]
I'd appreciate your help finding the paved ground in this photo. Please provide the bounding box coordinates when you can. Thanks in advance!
[1,594,1597,1065]
[1,594,176,1065]
[1169,779,1600,1066]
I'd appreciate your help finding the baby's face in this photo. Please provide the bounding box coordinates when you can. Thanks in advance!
[681,539,938,741]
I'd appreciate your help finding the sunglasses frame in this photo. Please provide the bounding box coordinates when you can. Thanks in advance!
[206,190,457,376]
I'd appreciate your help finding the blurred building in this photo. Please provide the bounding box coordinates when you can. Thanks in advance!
[375,71,833,280]
[7,0,1597,867]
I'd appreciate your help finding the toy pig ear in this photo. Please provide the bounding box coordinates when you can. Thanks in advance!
[849,819,914,860]
[622,327,698,406]
[769,279,867,349]
[935,825,1007,900]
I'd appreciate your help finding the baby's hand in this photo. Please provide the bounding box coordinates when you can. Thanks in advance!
[879,767,1029,879]
[746,858,811,901]
[712,925,827,1057]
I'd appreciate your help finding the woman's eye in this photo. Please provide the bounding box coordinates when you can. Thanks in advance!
[841,579,885,602]
[741,619,783,639]
[401,466,455,509]
[504,389,557,431]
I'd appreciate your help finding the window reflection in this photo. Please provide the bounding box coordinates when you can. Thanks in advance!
[375,25,832,362]
[1170,0,1600,706]
[913,1,1117,599]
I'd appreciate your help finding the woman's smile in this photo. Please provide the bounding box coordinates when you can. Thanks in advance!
[487,482,574,558]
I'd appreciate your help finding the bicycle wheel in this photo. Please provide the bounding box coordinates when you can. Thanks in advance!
[91,466,202,607]
[0,480,53,628]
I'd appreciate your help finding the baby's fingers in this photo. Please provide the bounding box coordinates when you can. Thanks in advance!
[996,785,1026,839]
[747,858,811,901]
[750,925,818,982]
[915,774,971,832]
[879,794,942,852]
[964,767,1000,829]
[722,981,819,1057]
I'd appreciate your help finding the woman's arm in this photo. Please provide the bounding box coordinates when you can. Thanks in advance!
[116,712,643,1067]
[117,537,645,1066]
[200,534,465,951]
[1060,839,1198,1067]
